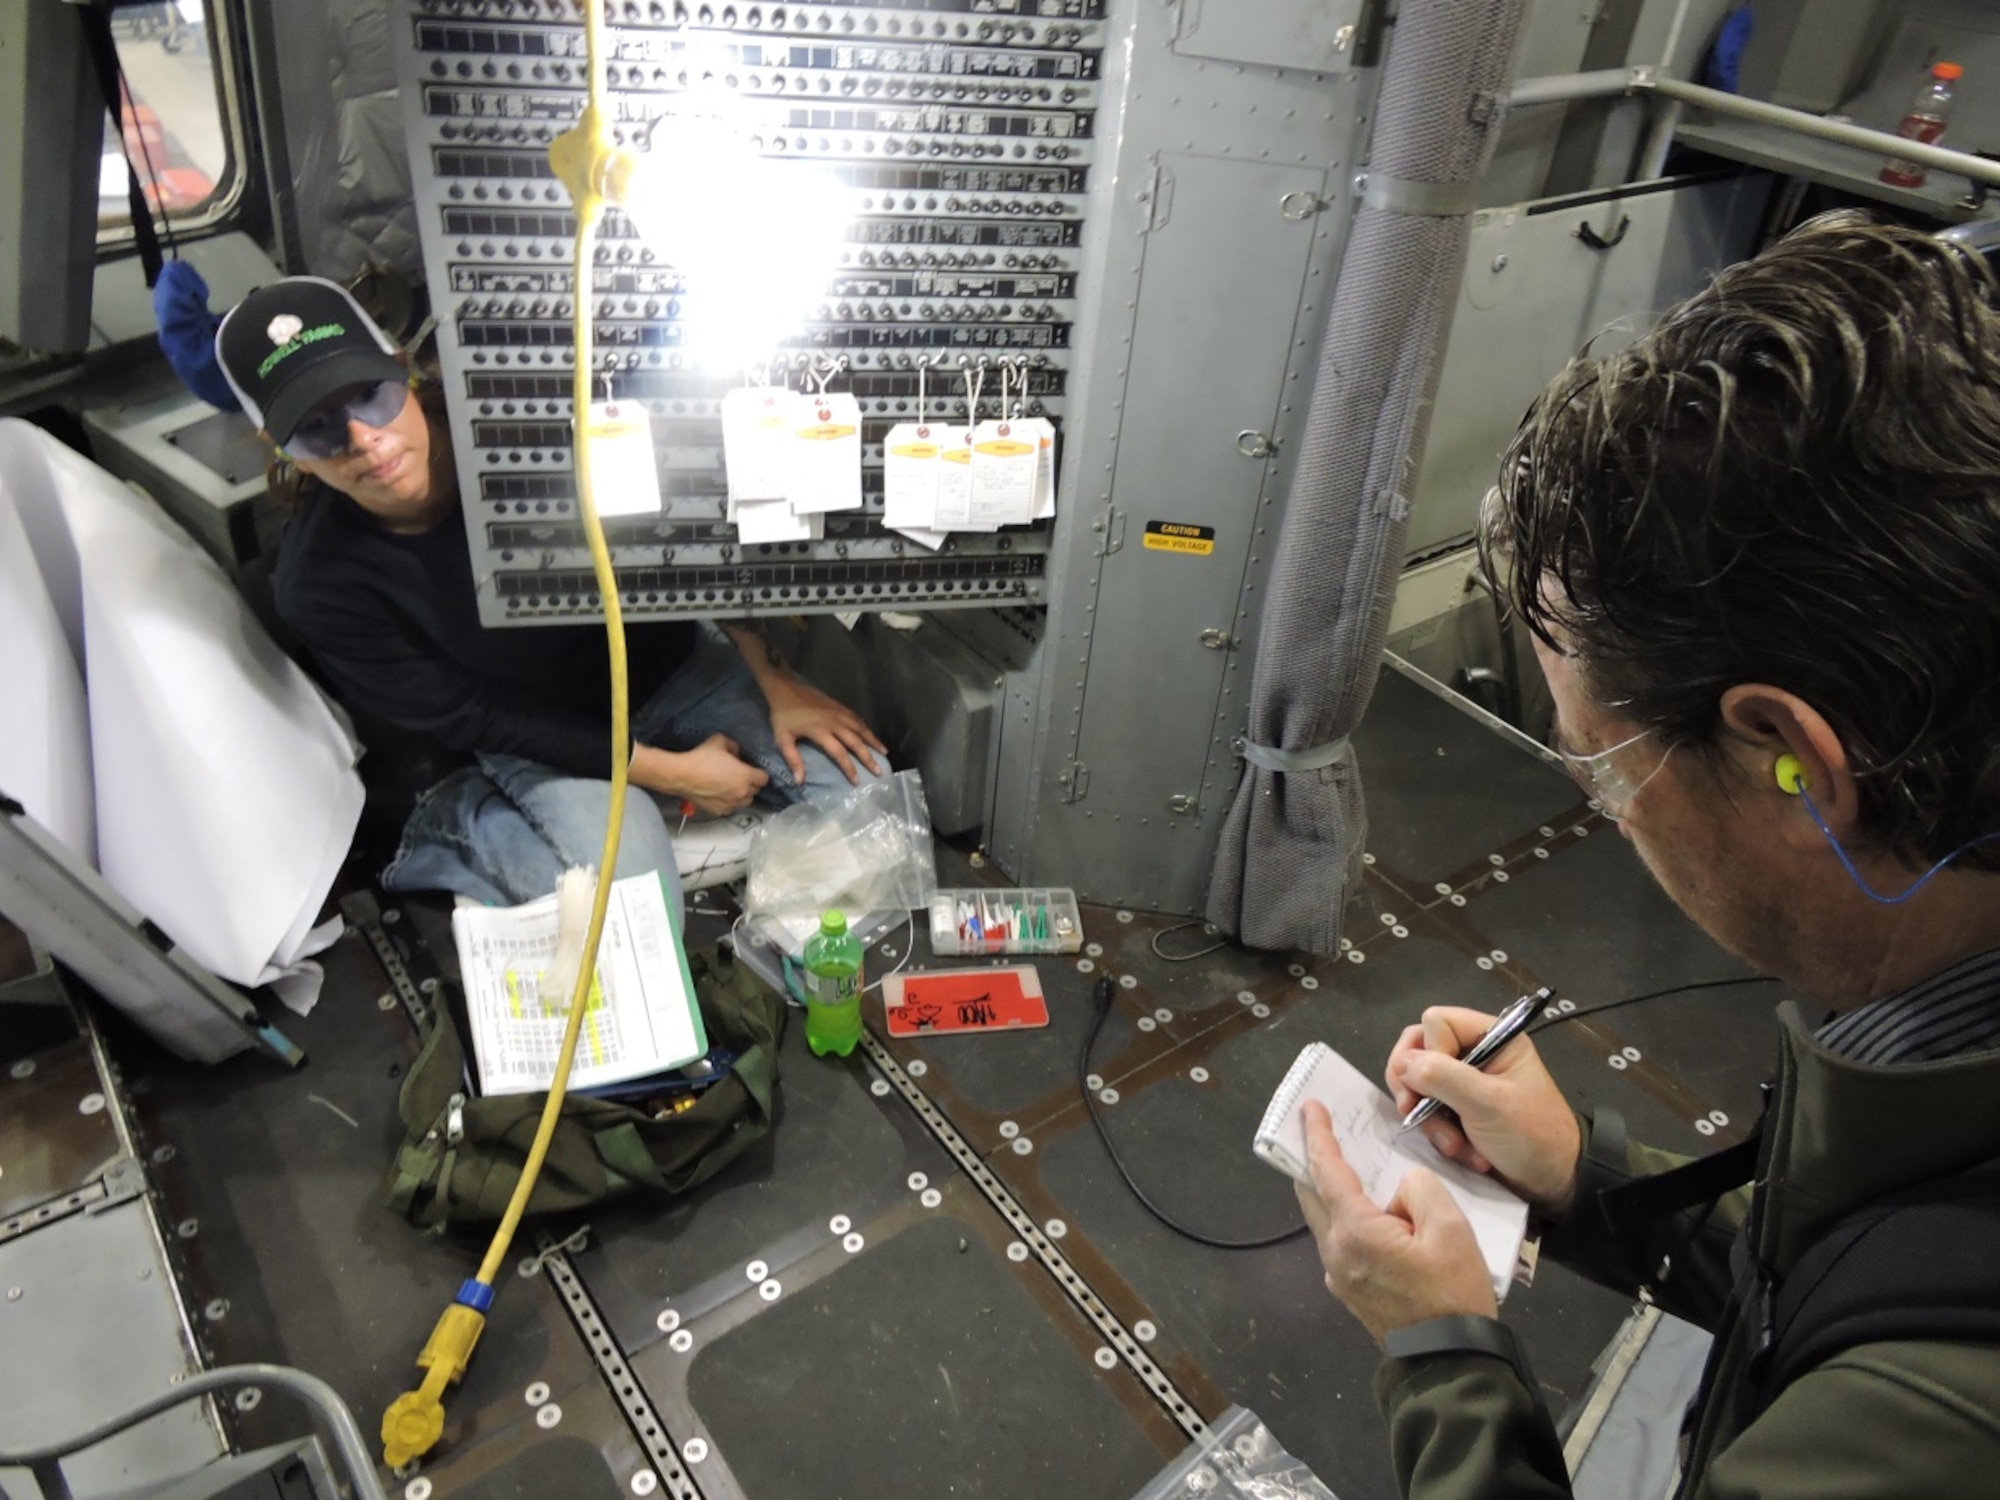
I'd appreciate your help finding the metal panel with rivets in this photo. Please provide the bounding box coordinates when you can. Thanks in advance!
[985,0,1377,913]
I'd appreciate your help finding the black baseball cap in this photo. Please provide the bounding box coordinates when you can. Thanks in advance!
[214,276,406,446]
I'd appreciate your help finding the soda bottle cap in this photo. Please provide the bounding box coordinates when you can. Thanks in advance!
[1934,61,1963,80]
[820,909,848,934]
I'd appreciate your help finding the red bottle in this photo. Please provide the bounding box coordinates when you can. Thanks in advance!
[1881,62,1962,189]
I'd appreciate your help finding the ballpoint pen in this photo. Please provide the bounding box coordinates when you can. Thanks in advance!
[1398,986,1552,1133]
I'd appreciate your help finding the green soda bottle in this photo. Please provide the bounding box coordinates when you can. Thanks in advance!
[802,908,864,1057]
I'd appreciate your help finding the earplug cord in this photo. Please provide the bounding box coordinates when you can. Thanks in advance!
[1080,977,1309,1251]
[1795,787,2000,906]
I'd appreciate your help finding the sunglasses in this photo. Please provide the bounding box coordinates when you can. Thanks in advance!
[286,380,408,461]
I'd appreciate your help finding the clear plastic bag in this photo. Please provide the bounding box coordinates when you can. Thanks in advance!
[742,770,938,953]
[1133,1406,1341,1500]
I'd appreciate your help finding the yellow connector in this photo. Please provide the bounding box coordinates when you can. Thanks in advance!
[381,1302,487,1469]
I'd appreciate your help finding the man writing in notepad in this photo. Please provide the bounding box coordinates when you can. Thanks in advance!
[1295,215,2000,1497]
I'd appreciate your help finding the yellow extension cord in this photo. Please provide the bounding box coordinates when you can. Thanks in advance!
[381,0,630,1468]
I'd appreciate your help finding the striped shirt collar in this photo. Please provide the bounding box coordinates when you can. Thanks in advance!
[1816,947,2000,1065]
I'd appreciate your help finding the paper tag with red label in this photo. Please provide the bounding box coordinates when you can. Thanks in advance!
[932,427,976,528]
[882,966,1048,1037]
[1016,416,1057,520]
[720,387,792,512]
[785,390,863,513]
[882,421,942,530]
[583,402,664,518]
[968,419,1036,528]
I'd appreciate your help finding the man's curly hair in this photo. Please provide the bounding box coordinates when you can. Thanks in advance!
[1483,211,2000,869]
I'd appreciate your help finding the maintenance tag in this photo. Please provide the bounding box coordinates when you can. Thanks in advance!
[1143,520,1215,556]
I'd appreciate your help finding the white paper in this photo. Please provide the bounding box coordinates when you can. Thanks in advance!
[0,419,364,1057]
[1254,1041,1529,1301]
[881,421,944,530]
[785,391,864,514]
[735,496,818,543]
[969,419,1037,528]
[583,401,664,517]
[721,386,793,506]
[932,428,976,528]
[454,872,704,1096]
[893,526,951,551]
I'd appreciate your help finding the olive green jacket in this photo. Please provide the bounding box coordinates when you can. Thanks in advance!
[1374,1002,2000,1499]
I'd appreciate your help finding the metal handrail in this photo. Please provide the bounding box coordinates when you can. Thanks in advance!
[0,1363,386,1500]
[1507,65,2000,194]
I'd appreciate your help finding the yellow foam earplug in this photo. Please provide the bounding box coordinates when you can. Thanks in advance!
[1775,753,1808,795]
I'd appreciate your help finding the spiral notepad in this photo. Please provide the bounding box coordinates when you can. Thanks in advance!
[1253,1041,1531,1301]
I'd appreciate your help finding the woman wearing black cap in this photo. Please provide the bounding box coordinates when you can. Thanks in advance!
[216,276,885,909]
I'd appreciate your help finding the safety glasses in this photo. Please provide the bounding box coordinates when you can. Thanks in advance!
[286,380,408,461]
[1553,726,1675,821]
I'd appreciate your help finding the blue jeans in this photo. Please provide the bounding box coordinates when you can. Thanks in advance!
[381,625,881,909]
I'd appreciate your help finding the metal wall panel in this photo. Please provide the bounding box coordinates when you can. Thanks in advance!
[1172,0,1366,74]
[1405,171,1773,562]
[1070,151,1322,842]
[991,0,1374,913]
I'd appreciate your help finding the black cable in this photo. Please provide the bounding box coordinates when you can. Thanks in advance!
[1527,975,1781,1036]
[1150,919,1230,962]
[1081,972,1782,1253]
[1079,976,1309,1251]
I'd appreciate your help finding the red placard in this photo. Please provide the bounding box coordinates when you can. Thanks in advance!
[882,966,1047,1037]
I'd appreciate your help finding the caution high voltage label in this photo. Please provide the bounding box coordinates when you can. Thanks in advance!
[1142,520,1216,556]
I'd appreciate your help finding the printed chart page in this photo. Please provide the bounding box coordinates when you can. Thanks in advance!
[453,873,702,1096]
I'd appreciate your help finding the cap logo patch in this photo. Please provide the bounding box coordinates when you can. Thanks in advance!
[266,314,303,345]
[256,320,347,379]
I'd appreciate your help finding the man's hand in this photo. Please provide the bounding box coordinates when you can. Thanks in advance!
[1386,1007,1581,1217]
[1296,1101,1497,1346]
[632,735,769,816]
[762,676,886,788]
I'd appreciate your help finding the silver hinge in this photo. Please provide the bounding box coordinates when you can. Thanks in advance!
[1138,161,1176,233]
[1167,794,1197,815]
[1095,506,1126,556]
[1059,762,1090,804]
[1199,628,1233,650]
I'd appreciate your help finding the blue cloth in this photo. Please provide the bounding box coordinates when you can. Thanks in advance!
[152,260,240,412]
[1701,5,1754,94]
[381,624,883,910]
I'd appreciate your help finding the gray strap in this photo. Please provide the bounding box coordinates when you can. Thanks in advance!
[1236,736,1350,774]
[1361,172,1479,218]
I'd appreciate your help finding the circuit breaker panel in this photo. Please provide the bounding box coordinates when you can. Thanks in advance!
[394,0,1104,626]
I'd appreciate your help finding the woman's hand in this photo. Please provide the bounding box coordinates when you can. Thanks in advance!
[632,736,769,816]
[762,677,886,788]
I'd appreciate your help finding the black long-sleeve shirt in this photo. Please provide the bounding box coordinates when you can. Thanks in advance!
[272,489,694,778]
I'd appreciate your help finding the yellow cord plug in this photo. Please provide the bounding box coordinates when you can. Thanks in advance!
[382,1299,487,1468]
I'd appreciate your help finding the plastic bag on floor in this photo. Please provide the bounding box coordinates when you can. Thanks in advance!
[1133,1406,1341,1499]
[742,769,937,953]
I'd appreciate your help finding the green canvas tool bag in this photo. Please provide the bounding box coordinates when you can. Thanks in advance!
[386,944,786,1231]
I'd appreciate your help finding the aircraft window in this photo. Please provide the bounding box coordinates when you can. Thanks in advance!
[97,2,241,240]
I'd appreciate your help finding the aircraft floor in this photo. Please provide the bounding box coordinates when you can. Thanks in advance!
[111,665,1788,1499]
